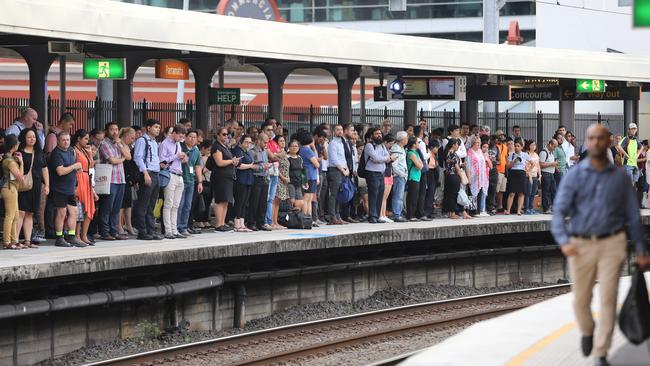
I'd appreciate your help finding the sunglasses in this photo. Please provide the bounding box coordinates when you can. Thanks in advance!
[220,133,228,136]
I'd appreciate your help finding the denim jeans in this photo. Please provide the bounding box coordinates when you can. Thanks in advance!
[100,183,125,237]
[624,165,640,185]
[525,178,539,211]
[265,175,279,225]
[176,181,194,232]
[391,176,406,218]
[366,172,385,220]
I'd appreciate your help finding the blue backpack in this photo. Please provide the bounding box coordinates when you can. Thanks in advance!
[336,176,356,204]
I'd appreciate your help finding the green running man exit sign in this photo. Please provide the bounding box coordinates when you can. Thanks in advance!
[635,0,650,26]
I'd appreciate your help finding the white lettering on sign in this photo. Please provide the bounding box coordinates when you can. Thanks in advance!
[165,65,184,76]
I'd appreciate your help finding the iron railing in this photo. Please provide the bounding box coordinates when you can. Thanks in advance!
[0,97,624,146]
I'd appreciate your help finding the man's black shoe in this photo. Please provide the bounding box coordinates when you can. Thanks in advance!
[594,357,609,366]
[152,234,164,240]
[419,216,433,221]
[581,335,593,356]
[246,225,259,232]
[137,234,153,240]
[65,236,87,247]
[258,225,272,231]
[54,237,71,247]
[368,217,378,224]
[164,234,176,240]
[344,217,359,223]
[393,216,407,222]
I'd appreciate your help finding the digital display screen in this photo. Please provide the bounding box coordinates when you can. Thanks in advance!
[428,78,455,97]
[404,79,428,96]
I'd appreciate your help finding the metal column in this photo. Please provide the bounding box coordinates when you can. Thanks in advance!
[624,100,639,126]
[332,66,360,124]
[559,100,576,133]
[404,100,417,129]
[12,45,56,127]
[188,58,223,133]
[259,64,293,123]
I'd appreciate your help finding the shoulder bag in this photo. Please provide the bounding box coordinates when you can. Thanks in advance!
[17,154,33,192]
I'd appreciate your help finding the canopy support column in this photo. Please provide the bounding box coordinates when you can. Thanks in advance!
[12,45,56,127]
[258,64,293,123]
[188,58,223,133]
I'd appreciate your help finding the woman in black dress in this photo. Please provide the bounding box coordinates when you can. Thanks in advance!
[442,138,469,219]
[16,128,49,248]
[210,127,240,232]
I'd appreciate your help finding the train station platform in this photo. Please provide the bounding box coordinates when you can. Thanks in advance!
[400,273,650,366]
[1,211,649,284]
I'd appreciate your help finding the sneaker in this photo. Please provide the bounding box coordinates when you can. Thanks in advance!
[419,216,433,222]
[216,225,234,232]
[543,210,552,214]
[164,234,176,240]
[31,234,46,243]
[152,234,164,240]
[393,216,407,223]
[174,233,187,239]
[66,236,88,248]
[380,216,394,223]
[54,237,71,247]
[179,230,193,237]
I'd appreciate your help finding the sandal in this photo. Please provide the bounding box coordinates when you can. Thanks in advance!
[3,243,19,250]
[24,240,39,249]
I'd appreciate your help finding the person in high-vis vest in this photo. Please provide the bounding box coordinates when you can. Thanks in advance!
[619,122,640,186]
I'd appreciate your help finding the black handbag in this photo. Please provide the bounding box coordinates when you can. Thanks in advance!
[618,264,650,345]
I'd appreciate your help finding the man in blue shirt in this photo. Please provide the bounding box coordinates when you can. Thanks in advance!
[364,127,395,223]
[551,124,649,366]
[49,132,85,248]
[132,119,162,241]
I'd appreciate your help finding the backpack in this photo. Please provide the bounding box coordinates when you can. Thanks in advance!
[358,144,374,179]
[279,210,312,229]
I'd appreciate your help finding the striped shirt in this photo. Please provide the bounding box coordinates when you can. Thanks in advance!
[98,138,126,184]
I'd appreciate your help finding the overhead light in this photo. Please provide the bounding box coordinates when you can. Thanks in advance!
[390,78,405,95]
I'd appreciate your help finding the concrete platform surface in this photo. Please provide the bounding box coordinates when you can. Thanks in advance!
[400,273,650,366]
[0,210,648,283]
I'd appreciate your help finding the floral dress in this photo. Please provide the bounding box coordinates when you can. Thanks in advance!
[276,156,289,201]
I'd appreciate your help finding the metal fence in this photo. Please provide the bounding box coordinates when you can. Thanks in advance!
[0,97,624,145]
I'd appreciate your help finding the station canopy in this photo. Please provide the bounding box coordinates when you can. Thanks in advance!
[2,0,650,83]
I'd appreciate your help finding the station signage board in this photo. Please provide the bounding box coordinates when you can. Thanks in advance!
[576,79,605,93]
[155,60,189,80]
[373,86,388,101]
[466,85,510,101]
[561,86,640,101]
[209,88,241,105]
[83,58,126,80]
[391,77,458,100]
[510,87,560,101]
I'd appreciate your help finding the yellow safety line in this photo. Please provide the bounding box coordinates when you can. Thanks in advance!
[505,322,577,366]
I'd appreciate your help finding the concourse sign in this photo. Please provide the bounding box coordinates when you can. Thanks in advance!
[576,79,605,93]
[510,87,559,101]
[83,58,126,80]
[209,88,241,105]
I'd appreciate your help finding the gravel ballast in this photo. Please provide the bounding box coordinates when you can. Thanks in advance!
[39,282,555,366]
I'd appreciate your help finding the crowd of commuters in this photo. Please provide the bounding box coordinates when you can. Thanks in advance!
[0,108,644,249]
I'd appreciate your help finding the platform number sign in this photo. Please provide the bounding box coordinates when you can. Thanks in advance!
[374,86,388,102]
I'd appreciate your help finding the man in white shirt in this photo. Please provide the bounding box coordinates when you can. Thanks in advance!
[6,108,45,148]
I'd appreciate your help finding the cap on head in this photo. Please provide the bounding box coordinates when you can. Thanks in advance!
[495,130,505,136]
[629,123,638,130]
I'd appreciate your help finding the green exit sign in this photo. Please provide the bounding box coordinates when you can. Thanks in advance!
[635,0,650,26]
[576,79,605,93]
[83,58,126,80]
[209,88,241,105]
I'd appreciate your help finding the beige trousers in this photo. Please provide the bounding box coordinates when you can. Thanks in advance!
[568,231,627,358]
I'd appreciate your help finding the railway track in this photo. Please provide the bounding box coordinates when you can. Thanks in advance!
[86,284,570,366]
